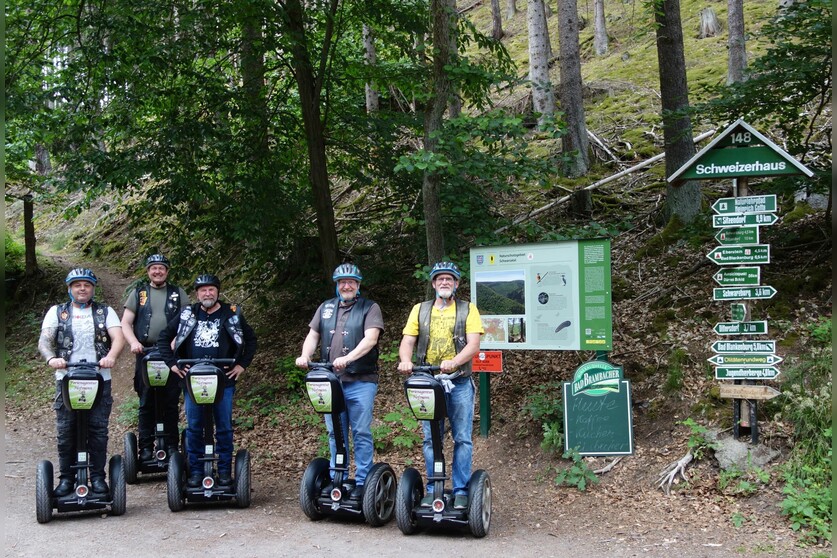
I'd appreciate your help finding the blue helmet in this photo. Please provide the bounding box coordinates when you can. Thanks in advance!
[65,268,98,286]
[145,254,170,269]
[332,263,363,283]
[429,261,461,281]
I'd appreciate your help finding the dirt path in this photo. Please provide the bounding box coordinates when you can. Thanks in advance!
[3,257,816,557]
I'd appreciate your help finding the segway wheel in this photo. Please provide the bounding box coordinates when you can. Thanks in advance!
[467,469,492,538]
[299,457,329,521]
[395,467,423,535]
[109,455,127,516]
[123,432,138,484]
[35,460,54,524]
[362,462,397,526]
[167,451,186,512]
[234,448,251,509]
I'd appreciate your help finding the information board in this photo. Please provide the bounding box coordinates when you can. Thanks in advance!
[562,361,633,456]
[469,240,612,351]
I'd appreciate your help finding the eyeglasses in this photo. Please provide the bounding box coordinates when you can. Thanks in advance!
[434,277,456,283]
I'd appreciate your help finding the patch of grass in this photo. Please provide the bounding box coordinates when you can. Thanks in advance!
[116,397,139,427]
[663,347,687,393]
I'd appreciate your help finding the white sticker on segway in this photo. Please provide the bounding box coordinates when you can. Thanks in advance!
[406,388,435,420]
[146,361,170,387]
[434,462,443,474]
[336,454,344,465]
[205,445,213,454]
[306,382,333,413]
[78,452,87,462]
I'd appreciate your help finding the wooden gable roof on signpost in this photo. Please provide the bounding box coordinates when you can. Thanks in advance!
[668,119,814,182]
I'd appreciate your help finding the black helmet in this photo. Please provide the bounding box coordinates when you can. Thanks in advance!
[145,254,170,269]
[332,263,363,282]
[429,261,461,281]
[194,274,221,290]
[65,268,98,286]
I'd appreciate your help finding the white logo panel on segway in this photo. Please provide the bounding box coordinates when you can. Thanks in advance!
[67,379,100,410]
[146,360,170,387]
[306,382,333,413]
[190,375,219,405]
[406,388,436,420]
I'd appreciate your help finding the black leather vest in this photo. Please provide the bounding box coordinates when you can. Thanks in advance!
[318,297,379,374]
[133,283,182,344]
[55,301,112,361]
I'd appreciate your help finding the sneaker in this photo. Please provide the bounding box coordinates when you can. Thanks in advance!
[453,494,468,510]
[187,473,202,488]
[420,494,434,507]
[218,473,232,486]
[54,478,75,497]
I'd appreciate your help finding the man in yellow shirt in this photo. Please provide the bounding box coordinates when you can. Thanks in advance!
[398,261,484,510]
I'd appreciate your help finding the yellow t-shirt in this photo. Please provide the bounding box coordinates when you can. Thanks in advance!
[402,301,484,365]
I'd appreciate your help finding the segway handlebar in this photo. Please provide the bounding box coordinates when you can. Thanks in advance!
[410,364,442,374]
[306,361,334,371]
[65,361,100,372]
[176,357,237,368]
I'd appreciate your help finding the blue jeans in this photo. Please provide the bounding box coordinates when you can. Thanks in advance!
[324,380,377,486]
[422,376,474,496]
[54,380,113,481]
[185,384,235,475]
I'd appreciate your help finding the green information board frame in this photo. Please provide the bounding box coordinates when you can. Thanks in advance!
[563,361,634,456]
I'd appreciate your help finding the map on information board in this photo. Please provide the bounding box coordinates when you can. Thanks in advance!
[469,240,612,351]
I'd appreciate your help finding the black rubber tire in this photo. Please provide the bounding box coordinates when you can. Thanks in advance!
[109,455,127,516]
[362,463,397,526]
[467,469,492,538]
[35,460,54,524]
[299,457,329,521]
[234,448,251,508]
[123,432,138,484]
[395,467,423,535]
[167,451,186,512]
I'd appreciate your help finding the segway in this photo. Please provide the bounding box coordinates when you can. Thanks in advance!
[35,362,127,523]
[299,362,396,526]
[395,365,492,537]
[166,357,251,511]
[123,349,180,483]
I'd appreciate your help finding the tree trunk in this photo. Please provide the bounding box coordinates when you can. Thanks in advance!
[423,0,456,266]
[726,0,747,84]
[593,0,608,55]
[506,0,518,19]
[240,12,270,162]
[491,0,505,40]
[448,1,462,119]
[528,0,555,124]
[654,0,701,225]
[23,195,38,277]
[363,24,380,112]
[558,0,590,177]
[698,7,722,38]
[283,0,340,278]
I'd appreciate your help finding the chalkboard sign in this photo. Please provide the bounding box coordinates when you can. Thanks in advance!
[563,361,633,456]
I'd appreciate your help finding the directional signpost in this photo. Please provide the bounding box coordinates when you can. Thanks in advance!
[670,119,814,444]
[715,227,759,245]
[719,384,781,400]
[707,245,770,265]
[712,213,779,228]
[713,267,761,287]
[713,286,776,301]
[713,321,768,335]
[715,367,780,380]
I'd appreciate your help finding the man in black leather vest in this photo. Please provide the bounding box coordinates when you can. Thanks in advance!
[121,254,189,460]
[295,264,383,494]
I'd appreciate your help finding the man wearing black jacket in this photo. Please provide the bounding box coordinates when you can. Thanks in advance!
[157,274,257,487]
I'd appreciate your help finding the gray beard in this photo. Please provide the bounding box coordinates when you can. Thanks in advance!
[200,299,216,309]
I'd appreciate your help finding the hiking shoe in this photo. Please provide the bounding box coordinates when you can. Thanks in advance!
[420,494,434,507]
[54,478,74,497]
[91,478,109,494]
[218,473,232,486]
[453,494,468,510]
[187,473,202,488]
[139,448,154,461]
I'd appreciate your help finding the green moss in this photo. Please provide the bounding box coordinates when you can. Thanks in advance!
[777,333,799,349]
[611,275,633,302]
[783,202,816,224]
[637,215,685,258]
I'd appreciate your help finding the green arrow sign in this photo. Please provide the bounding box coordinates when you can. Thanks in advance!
[712,213,778,228]
[715,366,780,380]
[713,267,761,286]
[711,340,776,353]
[707,245,770,265]
[714,321,768,335]
[712,194,777,215]
[707,353,784,366]
[730,303,746,322]
[713,285,777,300]
[715,227,759,245]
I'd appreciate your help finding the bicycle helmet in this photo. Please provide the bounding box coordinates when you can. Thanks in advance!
[193,274,221,290]
[65,268,98,286]
[332,263,363,282]
[429,261,461,281]
[145,254,170,269]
